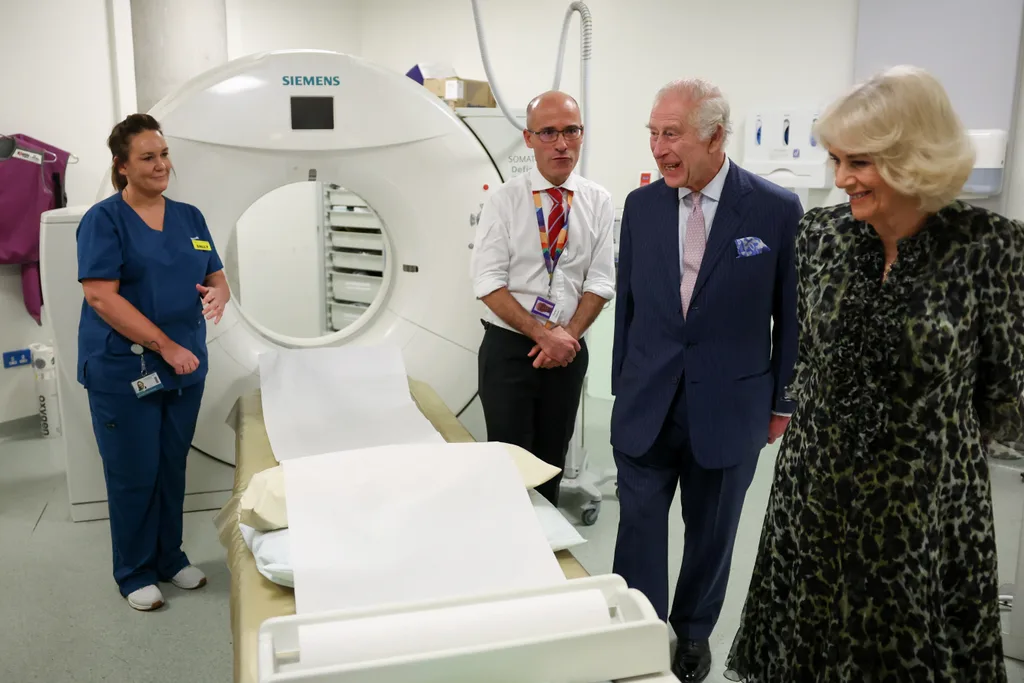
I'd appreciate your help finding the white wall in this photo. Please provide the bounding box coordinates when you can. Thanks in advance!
[0,0,118,423]
[236,182,324,338]
[1003,34,1024,222]
[357,0,581,110]
[225,0,363,59]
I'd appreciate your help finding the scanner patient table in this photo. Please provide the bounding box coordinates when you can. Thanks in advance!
[213,380,590,683]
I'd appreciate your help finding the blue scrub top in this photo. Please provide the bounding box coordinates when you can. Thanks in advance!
[76,193,224,394]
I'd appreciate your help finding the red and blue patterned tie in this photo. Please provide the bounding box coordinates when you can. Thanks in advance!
[546,187,565,248]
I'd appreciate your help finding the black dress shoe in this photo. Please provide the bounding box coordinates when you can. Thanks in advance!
[671,639,712,682]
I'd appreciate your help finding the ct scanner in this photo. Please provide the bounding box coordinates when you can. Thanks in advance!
[39,49,546,522]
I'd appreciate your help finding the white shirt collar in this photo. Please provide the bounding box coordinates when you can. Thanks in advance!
[678,156,730,202]
[530,166,579,193]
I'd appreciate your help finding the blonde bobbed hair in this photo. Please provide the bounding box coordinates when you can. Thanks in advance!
[813,65,975,213]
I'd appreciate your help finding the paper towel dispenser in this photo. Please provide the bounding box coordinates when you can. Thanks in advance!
[961,129,1008,198]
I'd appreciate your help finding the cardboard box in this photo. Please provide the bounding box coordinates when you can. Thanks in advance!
[406,63,456,84]
[422,77,496,109]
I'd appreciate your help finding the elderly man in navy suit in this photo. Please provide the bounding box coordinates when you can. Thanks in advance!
[610,79,801,681]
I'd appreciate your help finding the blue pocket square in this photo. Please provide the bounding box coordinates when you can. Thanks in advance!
[735,236,770,257]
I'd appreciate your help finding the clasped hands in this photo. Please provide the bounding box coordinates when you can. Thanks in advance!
[528,325,580,369]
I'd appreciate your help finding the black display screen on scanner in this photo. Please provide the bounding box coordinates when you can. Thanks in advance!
[290,96,334,130]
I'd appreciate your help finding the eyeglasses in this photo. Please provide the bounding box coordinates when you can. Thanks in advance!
[527,125,584,143]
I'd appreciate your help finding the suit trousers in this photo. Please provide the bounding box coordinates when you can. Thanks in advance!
[612,383,759,640]
[477,322,588,505]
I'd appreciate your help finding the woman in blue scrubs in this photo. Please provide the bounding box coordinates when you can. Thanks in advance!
[77,114,230,611]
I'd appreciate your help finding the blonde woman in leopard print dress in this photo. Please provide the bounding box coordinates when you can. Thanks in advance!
[726,66,1024,682]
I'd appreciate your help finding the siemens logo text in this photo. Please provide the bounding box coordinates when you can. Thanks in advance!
[282,76,340,86]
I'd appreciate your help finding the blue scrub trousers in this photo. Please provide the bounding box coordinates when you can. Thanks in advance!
[86,382,204,596]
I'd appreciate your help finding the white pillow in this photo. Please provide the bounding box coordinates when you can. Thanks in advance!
[239,523,294,587]
[527,490,587,552]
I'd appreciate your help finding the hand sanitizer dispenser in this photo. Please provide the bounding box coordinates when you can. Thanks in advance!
[960,129,1007,198]
[742,107,830,207]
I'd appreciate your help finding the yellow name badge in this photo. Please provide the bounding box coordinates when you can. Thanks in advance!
[191,238,212,251]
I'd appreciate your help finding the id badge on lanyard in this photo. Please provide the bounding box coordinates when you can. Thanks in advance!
[131,343,163,398]
[531,189,572,325]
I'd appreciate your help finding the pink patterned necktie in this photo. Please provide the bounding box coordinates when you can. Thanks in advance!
[681,192,705,318]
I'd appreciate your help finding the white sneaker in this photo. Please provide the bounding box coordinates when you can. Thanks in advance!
[170,565,207,590]
[127,585,165,611]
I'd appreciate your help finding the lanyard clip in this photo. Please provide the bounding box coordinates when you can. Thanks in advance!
[131,343,147,376]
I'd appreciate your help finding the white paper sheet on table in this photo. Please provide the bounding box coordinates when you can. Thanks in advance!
[281,441,566,616]
[258,344,444,461]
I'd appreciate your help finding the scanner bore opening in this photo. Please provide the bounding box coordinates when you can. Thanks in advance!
[225,181,394,347]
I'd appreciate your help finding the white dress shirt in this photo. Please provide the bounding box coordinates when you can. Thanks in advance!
[471,166,616,333]
[678,156,730,277]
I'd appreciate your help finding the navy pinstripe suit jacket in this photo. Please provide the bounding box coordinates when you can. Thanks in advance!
[610,162,802,468]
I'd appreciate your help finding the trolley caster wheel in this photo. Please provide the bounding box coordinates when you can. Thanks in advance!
[581,503,600,526]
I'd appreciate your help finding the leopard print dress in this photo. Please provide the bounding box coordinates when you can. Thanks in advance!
[725,201,1024,682]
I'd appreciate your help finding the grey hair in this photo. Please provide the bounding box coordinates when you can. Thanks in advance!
[654,78,732,144]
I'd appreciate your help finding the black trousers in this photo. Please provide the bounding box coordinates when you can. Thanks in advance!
[477,322,588,505]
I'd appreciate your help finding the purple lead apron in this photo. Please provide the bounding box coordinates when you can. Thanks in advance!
[0,134,70,324]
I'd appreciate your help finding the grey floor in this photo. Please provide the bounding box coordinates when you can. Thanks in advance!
[1,432,233,683]
[3,398,1024,682]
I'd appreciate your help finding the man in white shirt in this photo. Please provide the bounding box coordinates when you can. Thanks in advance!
[470,91,616,505]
